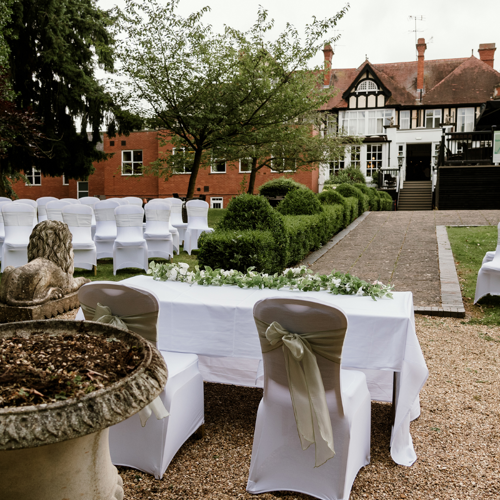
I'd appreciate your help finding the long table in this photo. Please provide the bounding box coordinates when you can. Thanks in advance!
[123,275,428,467]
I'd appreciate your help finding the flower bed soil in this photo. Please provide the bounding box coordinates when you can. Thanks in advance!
[0,332,145,408]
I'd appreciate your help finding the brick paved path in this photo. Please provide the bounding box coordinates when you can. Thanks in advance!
[310,211,500,307]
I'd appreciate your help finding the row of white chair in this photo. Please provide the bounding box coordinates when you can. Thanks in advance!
[76,283,370,499]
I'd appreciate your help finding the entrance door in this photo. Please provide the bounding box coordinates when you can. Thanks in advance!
[406,143,432,181]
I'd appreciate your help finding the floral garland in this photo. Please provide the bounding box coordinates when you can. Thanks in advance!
[147,262,393,301]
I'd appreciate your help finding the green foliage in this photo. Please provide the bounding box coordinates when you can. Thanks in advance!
[447,226,500,325]
[258,177,308,198]
[324,166,366,186]
[284,205,344,265]
[377,190,393,211]
[276,188,323,216]
[317,189,351,226]
[2,0,137,193]
[344,197,359,225]
[354,183,379,211]
[335,183,369,215]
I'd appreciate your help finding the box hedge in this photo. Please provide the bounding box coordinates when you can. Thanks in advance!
[258,177,308,198]
[335,183,369,215]
[344,196,359,225]
[276,188,323,216]
[354,183,379,211]
[378,190,393,211]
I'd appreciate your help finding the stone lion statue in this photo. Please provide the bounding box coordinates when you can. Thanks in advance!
[0,220,90,306]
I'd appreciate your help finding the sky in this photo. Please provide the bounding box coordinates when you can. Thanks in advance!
[98,0,500,71]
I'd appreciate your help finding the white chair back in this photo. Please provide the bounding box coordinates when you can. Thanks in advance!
[14,199,37,226]
[0,201,13,240]
[123,196,143,207]
[94,200,119,259]
[115,204,144,239]
[94,200,119,222]
[0,197,11,203]
[3,202,36,227]
[62,204,96,270]
[62,203,93,228]
[78,197,98,226]
[186,200,210,230]
[108,198,129,206]
[165,198,184,225]
[37,196,58,222]
[46,200,71,222]
[145,202,171,227]
[61,198,80,204]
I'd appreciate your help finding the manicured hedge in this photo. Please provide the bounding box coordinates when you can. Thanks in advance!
[276,188,323,216]
[355,183,379,211]
[258,177,308,198]
[335,183,369,215]
[344,196,359,225]
[378,190,393,211]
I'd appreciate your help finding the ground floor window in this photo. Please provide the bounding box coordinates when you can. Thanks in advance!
[210,197,223,209]
[25,167,41,186]
[122,150,143,175]
[350,145,361,168]
[77,181,89,199]
[239,158,253,172]
[366,144,383,177]
[328,152,345,177]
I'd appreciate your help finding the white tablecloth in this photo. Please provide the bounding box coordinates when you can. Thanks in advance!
[123,275,428,466]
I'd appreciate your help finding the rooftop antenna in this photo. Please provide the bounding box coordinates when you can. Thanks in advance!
[408,15,425,59]
[332,30,344,52]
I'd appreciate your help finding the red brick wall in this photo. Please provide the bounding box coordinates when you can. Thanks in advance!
[10,130,319,206]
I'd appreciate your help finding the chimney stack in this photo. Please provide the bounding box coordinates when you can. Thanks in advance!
[323,44,333,87]
[416,38,426,93]
[478,43,496,68]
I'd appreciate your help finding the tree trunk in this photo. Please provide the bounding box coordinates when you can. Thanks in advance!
[185,148,204,200]
[0,163,12,199]
[246,158,259,195]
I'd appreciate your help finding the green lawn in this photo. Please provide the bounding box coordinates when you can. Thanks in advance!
[73,208,227,283]
[447,226,500,325]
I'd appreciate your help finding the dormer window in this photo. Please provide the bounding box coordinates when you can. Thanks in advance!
[356,80,378,93]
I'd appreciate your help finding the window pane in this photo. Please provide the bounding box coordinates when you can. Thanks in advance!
[240,158,252,172]
[212,160,226,173]
[122,163,132,174]
[133,151,142,162]
[133,162,143,175]
[123,151,132,162]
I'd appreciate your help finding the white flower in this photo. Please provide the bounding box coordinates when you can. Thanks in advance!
[199,270,205,277]
[356,287,364,296]
[186,273,194,283]
[167,268,178,281]
[179,262,189,270]
[331,278,341,287]
[179,266,188,276]
[345,284,351,292]
[373,280,384,286]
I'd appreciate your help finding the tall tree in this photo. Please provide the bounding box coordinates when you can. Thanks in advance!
[1,0,141,197]
[115,0,350,199]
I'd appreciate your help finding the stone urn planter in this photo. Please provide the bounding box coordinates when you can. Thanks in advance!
[0,320,168,500]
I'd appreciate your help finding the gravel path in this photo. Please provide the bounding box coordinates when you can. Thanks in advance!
[119,314,500,500]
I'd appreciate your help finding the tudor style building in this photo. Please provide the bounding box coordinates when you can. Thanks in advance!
[319,39,500,209]
[12,39,500,209]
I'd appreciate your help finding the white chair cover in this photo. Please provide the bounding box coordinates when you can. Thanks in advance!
[108,198,129,206]
[36,196,58,223]
[77,282,204,479]
[475,222,500,303]
[79,197,98,238]
[144,202,173,260]
[62,204,97,271]
[113,205,148,275]
[1,203,36,271]
[61,198,80,204]
[183,200,214,255]
[13,199,38,226]
[0,197,11,203]
[123,196,143,207]
[94,200,119,260]
[0,200,13,261]
[46,200,71,222]
[247,297,371,500]
[164,198,187,245]
[148,199,179,254]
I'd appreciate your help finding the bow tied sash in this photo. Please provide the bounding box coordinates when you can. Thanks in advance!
[81,302,169,426]
[256,319,346,467]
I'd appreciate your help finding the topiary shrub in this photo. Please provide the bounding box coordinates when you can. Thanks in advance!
[354,183,379,211]
[276,188,323,216]
[317,189,349,226]
[258,177,308,198]
[344,197,359,225]
[335,183,369,215]
[378,191,393,211]
[324,167,366,186]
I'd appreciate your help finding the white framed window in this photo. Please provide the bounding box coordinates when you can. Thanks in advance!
[340,110,365,136]
[172,148,194,174]
[25,167,41,186]
[211,159,226,173]
[356,80,378,92]
[210,197,223,209]
[397,144,405,167]
[77,181,89,199]
[349,145,361,168]
[368,109,393,134]
[400,111,410,130]
[425,109,442,129]
[270,156,295,173]
[340,109,394,136]
[122,150,143,175]
[239,158,253,173]
[366,144,383,177]
[328,152,345,177]
[457,108,474,132]
[62,174,69,185]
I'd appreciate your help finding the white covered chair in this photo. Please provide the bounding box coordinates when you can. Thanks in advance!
[46,200,71,222]
[144,202,174,260]
[108,198,129,206]
[113,205,148,275]
[123,196,143,207]
[94,200,119,260]
[36,196,58,223]
[1,203,36,271]
[247,297,371,500]
[62,204,97,271]
[0,196,11,203]
[0,200,13,261]
[79,196,99,238]
[61,198,80,204]
[183,200,213,255]
[165,198,187,246]
[475,222,500,303]
[13,198,38,226]
[77,282,204,479]
[148,199,179,254]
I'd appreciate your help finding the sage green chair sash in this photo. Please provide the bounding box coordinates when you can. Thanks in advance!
[255,318,346,467]
[81,303,158,345]
[81,302,168,426]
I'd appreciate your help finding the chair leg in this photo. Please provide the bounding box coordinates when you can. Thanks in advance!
[192,424,205,440]
[93,265,97,276]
